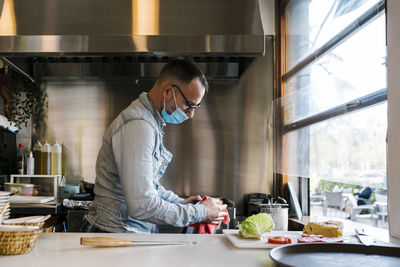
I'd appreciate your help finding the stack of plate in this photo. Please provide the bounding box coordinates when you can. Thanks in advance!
[0,191,11,219]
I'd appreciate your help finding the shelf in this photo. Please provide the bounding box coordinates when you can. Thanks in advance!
[9,174,62,199]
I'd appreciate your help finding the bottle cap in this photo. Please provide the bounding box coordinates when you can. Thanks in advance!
[19,143,24,148]
[29,151,33,157]
[33,141,42,150]
[52,141,62,153]
[42,140,51,152]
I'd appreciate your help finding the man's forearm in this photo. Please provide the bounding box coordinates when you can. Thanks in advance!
[157,184,184,204]
[125,193,206,226]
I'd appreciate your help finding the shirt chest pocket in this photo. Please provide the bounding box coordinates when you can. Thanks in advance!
[153,145,173,182]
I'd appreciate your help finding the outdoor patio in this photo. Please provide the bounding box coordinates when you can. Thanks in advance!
[310,202,388,229]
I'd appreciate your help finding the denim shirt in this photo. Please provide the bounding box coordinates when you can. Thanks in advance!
[85,92,206,233]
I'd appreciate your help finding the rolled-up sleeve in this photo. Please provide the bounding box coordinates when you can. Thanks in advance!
[111,119,205,226]
[157,184,184,204]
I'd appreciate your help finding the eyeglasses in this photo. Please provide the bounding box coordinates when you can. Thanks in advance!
[171,84,201,112]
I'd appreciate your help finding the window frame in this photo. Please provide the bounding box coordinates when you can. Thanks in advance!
[275,0,387,215]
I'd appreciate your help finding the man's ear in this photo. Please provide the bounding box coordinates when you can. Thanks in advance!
[162,85,173,99]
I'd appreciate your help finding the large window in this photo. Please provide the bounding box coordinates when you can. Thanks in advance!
[276,0,387,217]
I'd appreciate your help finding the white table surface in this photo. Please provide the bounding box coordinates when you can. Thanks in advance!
[3,223,400,267]
[0,232,275,267]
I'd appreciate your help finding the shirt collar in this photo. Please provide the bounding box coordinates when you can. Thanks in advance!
[139,92,166,128]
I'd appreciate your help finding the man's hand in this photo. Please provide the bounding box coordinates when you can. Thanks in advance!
[182,195,202,204]
[201,198,228,224]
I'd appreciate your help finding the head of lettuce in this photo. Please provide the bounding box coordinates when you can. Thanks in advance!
[238,213,274,239]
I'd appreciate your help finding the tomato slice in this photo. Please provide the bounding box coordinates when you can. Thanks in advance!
[268,236,292,244]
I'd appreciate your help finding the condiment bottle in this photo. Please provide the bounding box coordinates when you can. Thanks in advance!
[51,141,62,175]
[33,141,42,174]
[17,143,25,174]
[26,151,35,175]
[41,141,51,175]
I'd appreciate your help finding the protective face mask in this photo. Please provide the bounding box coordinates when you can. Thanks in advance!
[161,89,189,124]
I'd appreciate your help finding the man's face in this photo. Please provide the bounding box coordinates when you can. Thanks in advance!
[164,77,205,119]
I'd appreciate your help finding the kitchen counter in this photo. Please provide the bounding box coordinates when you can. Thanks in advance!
[0,232,274,267]
[3,220,400,266]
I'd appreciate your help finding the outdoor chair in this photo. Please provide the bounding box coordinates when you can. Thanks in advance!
[355,187,373,205]
[323,191,346,217]
[374,194,388,226]
[348,194,378,225]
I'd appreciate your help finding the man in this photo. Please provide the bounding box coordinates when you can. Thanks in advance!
[354,186,373,205]
[83,59,227,233]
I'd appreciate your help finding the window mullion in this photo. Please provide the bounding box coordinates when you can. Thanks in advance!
[282,88,388,133]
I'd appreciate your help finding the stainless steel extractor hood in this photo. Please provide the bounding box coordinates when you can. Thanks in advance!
[0,0,265,81]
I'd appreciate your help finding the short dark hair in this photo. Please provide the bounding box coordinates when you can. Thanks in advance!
[157,59,209,93]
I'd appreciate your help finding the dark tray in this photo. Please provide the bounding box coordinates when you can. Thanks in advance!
[270,243,400,267]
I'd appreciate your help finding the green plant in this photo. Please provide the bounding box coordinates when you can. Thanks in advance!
[5,70,48,130]
[315,180,362,195]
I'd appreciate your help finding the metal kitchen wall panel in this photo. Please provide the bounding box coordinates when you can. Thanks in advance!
[41,38,274,214]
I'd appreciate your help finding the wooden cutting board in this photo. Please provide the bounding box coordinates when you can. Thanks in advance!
[223,229,303,249]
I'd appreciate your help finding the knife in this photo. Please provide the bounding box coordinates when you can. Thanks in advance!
[355,228,374,246]
[81,237,198,247]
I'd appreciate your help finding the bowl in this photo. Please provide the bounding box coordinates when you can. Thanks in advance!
[0,225,41,255]
[2,215,51,230]
[58,184,80,201]
[4,183,34,196]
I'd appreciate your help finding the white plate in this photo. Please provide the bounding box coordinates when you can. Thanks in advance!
[0,225,39,232]
[223,229,304,249]
[0,191,11,196]
[3,215,49,224]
